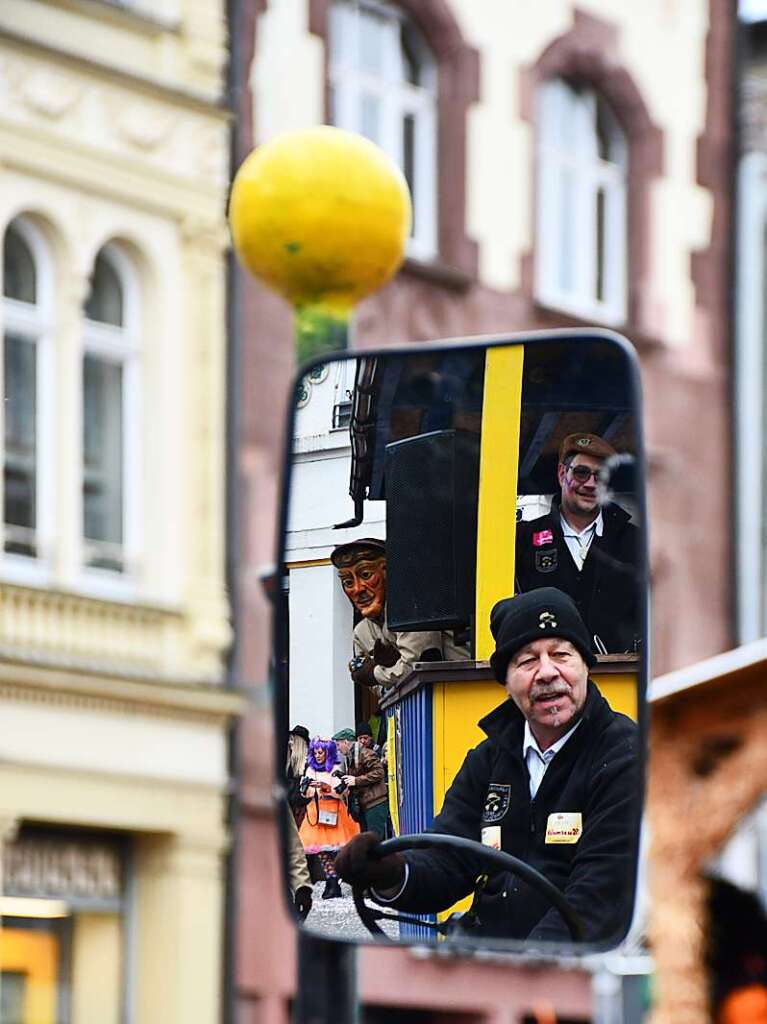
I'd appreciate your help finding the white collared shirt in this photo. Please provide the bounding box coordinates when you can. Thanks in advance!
[523,718,582,798]
[560,510,604,571]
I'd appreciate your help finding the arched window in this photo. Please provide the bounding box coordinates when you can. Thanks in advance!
[82,245,139,576]
[536,79,627,323]
[329,0,437,259]
[2,218,52,564]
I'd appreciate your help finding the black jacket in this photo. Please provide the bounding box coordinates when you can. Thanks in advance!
[395,682,640,943]
[515,502,639,653]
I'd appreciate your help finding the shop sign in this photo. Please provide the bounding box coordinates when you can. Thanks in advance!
[3,836,124,904]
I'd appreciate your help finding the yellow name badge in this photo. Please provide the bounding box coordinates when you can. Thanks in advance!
[481,826,502,850]
[545,812,583,844]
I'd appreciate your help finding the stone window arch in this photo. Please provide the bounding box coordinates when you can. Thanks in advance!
[81,242,141,578]
[310,0,479,277]
[520,10,663,335]
[2,215,55,572]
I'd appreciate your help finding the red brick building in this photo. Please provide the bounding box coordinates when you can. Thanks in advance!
[227,2,735,1020]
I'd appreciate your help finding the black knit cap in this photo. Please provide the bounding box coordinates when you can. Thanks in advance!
[489,588,596,684]
[355,721,373,738]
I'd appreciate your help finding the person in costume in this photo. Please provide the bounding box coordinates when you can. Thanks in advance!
[298,736,360,899]
[331,537,468,697]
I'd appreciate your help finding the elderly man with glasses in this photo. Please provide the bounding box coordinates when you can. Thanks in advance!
[514,433,639,655]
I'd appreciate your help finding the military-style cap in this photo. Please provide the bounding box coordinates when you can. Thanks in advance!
[332,728,356,742]
[489,588,596,684]
[559,433,616,463]
[330,537,385,568]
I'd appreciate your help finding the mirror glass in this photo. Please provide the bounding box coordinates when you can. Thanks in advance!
[277,332,647,952]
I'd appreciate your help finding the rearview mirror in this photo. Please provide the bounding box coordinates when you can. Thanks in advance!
[274,329,647,954]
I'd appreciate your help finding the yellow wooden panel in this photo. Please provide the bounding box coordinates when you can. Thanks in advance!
[0,925,58,1024]
[386,720,400,837]
[432,681,507,920]
[593,673,638,721]
[475,345,524,659]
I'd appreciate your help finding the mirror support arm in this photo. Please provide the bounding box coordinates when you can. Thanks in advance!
[294,932,358,1024]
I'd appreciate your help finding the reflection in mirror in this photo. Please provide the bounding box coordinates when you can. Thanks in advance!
[279,335,646,950]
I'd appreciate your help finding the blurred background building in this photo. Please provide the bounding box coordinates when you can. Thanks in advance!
[230,1,737,1023]
[0,1,240,1022]
[5,0,767,1022]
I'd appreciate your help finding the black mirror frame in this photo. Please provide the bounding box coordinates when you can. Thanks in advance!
[271,327,649,958]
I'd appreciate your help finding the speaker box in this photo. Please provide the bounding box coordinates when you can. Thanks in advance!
[385,429,480,633]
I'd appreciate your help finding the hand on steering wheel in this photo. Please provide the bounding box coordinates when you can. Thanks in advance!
[338,832,583,942]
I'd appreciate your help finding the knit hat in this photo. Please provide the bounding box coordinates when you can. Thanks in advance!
[355,721,373,738]
[489,588,596,684]
[332,728,356,742]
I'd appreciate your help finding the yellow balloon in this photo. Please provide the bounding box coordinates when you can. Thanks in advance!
[229,126,412,316]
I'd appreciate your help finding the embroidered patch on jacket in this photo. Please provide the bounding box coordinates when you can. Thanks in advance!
[535,548,558,573]
[482,784,511,823]
[532,529,554,547]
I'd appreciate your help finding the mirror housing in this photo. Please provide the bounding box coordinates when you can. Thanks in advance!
[274,329,648,955]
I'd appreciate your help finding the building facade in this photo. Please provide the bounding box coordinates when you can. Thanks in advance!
[232,0,734,1021]
[0,1,238,1021]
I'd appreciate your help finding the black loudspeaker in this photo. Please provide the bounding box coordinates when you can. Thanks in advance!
[385,429,480,632]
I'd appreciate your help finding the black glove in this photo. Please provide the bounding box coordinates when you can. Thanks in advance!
[350,656,377,688]
[335,832,405,892]
[373,639,400,668]
[294,885,312,921]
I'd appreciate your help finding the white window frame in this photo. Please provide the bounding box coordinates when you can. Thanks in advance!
[78,243,141,596]
[1,217,55,586]
[329,0,438,261]
[535,79,628,325]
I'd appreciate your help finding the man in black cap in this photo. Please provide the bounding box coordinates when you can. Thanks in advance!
[335,588,640,944]
[515,433,639,654]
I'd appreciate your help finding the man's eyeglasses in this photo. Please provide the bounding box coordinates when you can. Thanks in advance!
[567,465,602,484]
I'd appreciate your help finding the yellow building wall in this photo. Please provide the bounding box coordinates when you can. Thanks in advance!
[0,3,237,1021]
[72,915,122,1024]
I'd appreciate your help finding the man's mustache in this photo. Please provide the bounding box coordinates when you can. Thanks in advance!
[531,683,571,703]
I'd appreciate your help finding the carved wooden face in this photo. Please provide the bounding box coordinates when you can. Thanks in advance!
[338,555,386,620]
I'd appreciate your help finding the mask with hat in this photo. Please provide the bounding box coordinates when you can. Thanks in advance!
[489,588,596,685]
[331,538,387,620]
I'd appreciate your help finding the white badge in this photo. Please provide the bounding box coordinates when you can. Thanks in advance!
[545,812,582,844]
[481,825,502,850]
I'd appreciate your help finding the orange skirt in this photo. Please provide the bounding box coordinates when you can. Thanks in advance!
[299,794,360,853]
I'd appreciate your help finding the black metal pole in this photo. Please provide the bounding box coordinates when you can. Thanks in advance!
[294,933,359,1024]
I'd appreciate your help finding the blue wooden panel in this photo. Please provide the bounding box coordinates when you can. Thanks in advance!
[388,688,436,941]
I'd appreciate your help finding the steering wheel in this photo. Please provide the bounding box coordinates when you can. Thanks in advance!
[352,833,583,942]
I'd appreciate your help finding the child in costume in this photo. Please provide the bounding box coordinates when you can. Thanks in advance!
[298,736,360,899]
